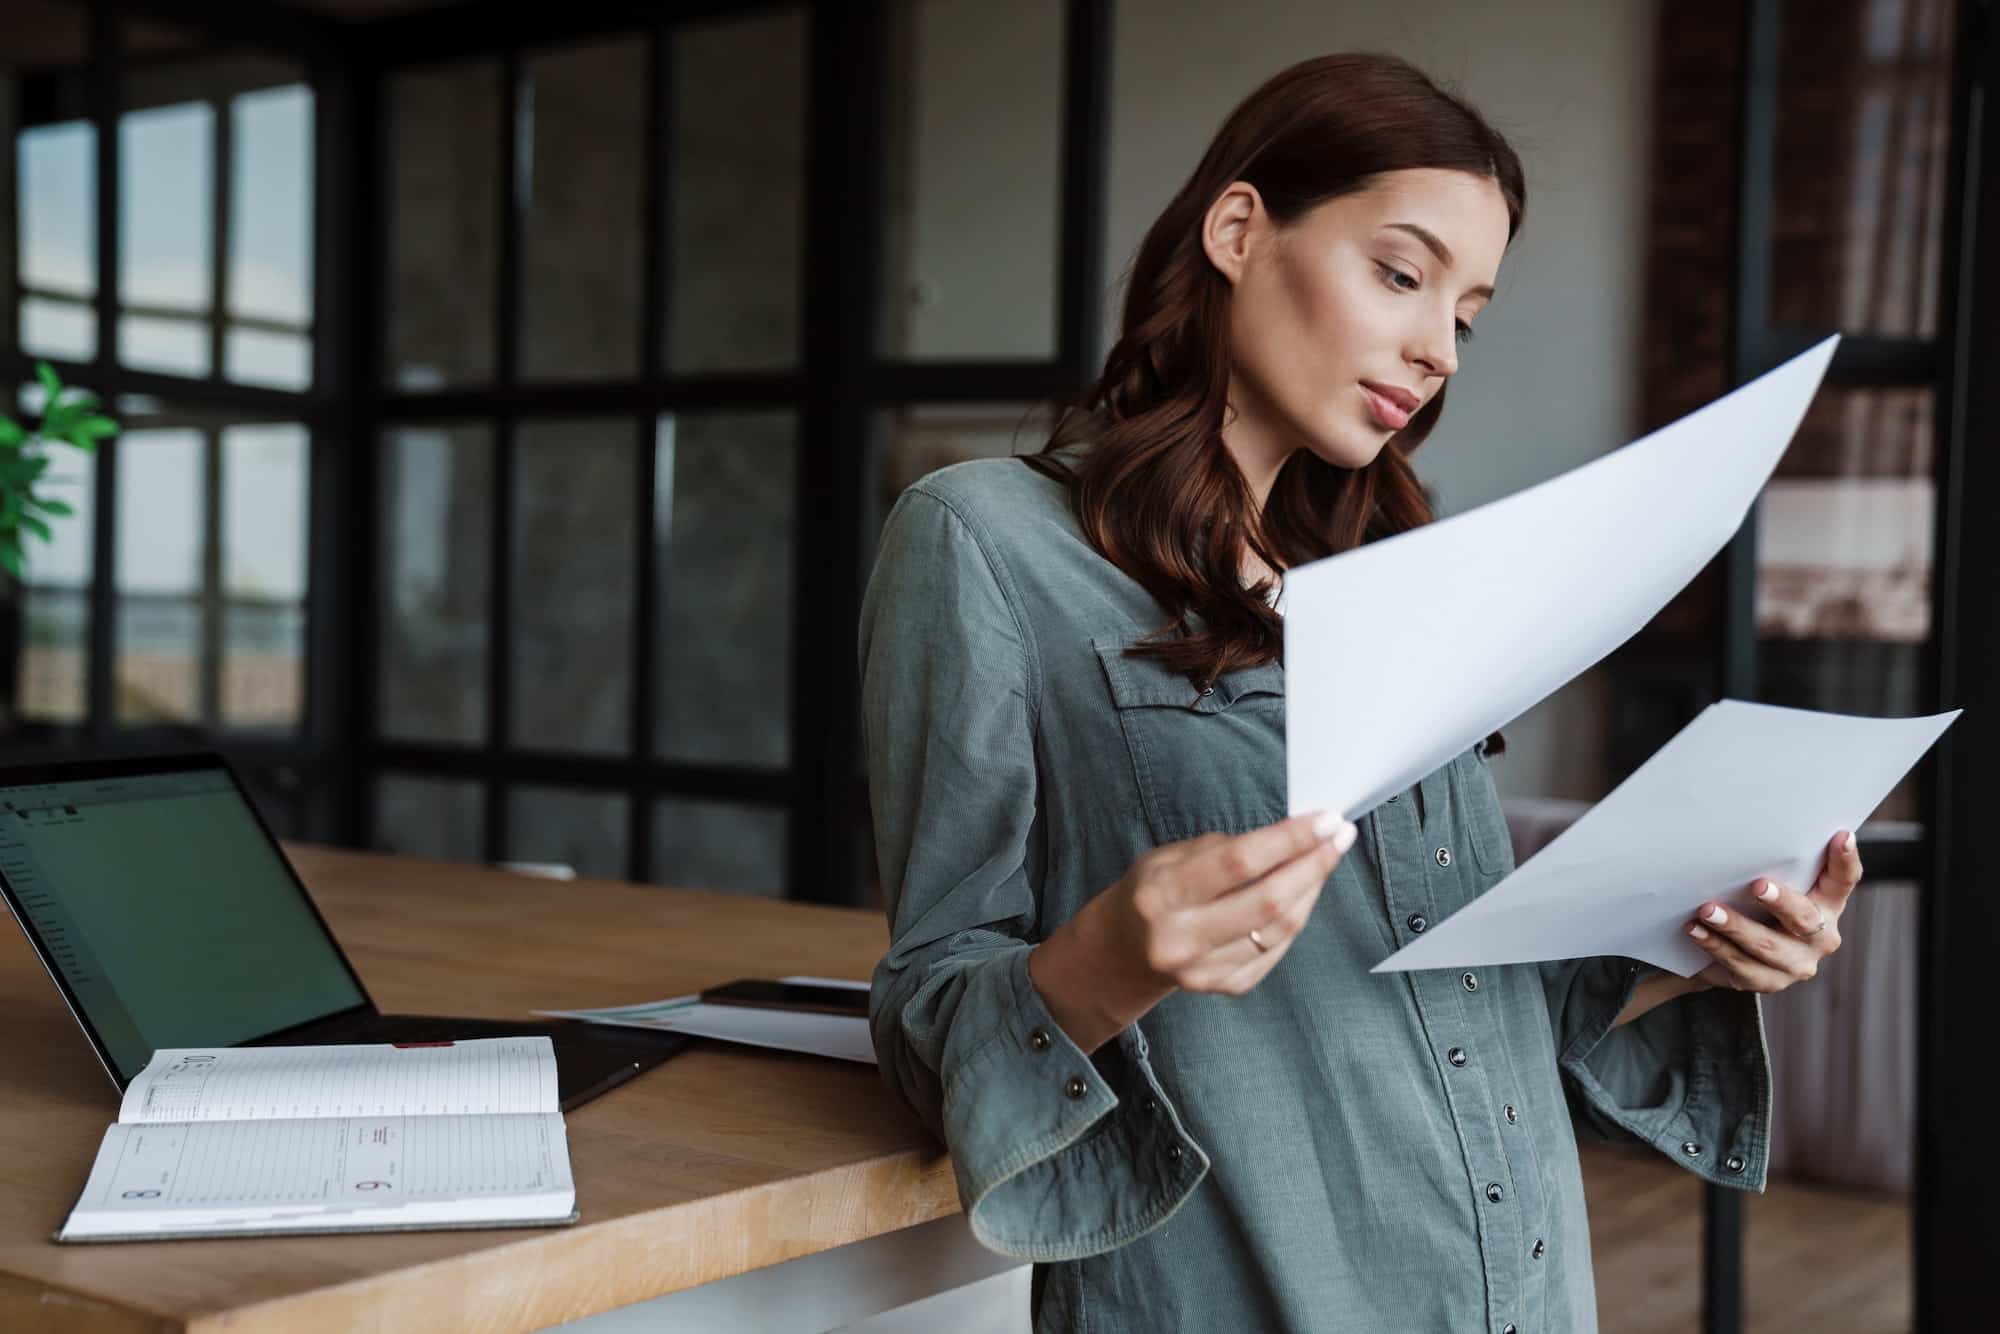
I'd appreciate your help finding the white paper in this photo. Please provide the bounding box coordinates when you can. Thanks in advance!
[1285,335,1840,822]
[119,1036,558,1122]
[1373,700,1959,976]
[534,976,875,1064]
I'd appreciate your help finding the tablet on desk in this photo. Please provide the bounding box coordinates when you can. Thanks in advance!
[700,978,872,1017]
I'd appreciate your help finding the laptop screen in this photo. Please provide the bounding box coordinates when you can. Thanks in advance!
[0,762,367,1083]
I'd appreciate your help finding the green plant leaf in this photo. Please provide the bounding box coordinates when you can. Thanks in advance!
[35,361,61,405]
[17,513,50,544]
[0,416,23,448]
[0,540,23,581]
[75,414,119,442]
[29,497,74,518]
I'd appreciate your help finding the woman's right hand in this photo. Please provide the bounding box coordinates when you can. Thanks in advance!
[1028,810,1359,1054]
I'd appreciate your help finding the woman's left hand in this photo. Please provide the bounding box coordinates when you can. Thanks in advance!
[1685,829,1860,994]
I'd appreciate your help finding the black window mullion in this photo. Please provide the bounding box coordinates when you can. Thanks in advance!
[485,47,524,865]
[1055,0,1111,384]
[199,427,222,727]
[210,93,232,382]
[629,25,668,884]
[85,0,122,745]
[1707,0,1785,1331]
[1920,2,1997,1324]
[794,0,887,905]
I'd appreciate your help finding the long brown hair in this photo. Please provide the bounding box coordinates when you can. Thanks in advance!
[1024,53,1525,714]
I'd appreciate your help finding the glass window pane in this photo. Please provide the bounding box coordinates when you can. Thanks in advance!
[117,428,204,594]
[9,410,94,724]
[666,10,805,373]
[506,785,627,880]
[118,101,213,311]
[880,0,1063,360]
[221,424,307,730]
[118,312,210,376]
[225,326,311,389]
[1772,0,1957,336]
[374,774,484,862]
[15,588,88,722]
[380,424,490,744]
[228,84,313,326]
[116,428,203,723]
[871,401,1054,549]
[654,412,794,767]
[20,297,95,361]
[652,798,786,896]
[512,418,633,754]
[117,598,199,723]
[388,61,500,390]
[222,425,307,599]
[518,37,645,381]
[3,3,93,360]
[17,120,97,359]
[18,120,96,298]
[222,600,302,728]
[1758,386,1933,829]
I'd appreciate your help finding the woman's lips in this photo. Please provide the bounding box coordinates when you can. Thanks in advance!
[1360,383,1413,431]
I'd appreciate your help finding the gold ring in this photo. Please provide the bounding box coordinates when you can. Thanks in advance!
[1248,928,1270,952]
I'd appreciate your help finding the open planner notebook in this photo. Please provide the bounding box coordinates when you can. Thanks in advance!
[56,1036,577,1243]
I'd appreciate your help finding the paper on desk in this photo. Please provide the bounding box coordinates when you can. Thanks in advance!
[534,976,875,1064]
[1374,700,1959,977]
[1285,336,1840,822]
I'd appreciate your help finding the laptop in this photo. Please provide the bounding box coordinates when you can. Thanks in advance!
[0,752,689,1111]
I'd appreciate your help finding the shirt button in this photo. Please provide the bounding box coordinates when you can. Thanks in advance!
[1447,1047,1467,1067]
[1681,1140,1703,1158]
[1197,681,1214,698]
[1461,972,1479,992]
[1064,1076,1087,1099]
[1436,847,1452,867]
[1725,1153,1746,1174]
[1388,793,1400,802]
[1504,1103,1518,1123]
[1028,1028,1051,1052]
[1503,1325,1518,1334]
[1144,1096,1160,1115]
[1407,913,1429,933]
[1485,1182,1504,1204]
[1166,1143,1183,1163]
[1532,1238,1546,1259]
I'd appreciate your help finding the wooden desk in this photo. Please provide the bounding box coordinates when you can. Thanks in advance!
[0,845,976,1333]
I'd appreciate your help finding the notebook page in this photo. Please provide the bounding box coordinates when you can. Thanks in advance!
[59,1112,573,1239]
[117,1037,558,1124]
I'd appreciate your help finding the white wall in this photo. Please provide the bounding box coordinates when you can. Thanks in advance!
[1105,0,1660,800]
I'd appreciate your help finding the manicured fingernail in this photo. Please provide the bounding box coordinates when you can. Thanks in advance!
[1757,881,1778,902]
[1704,906,1727,925]
[1312,810,1342,840]
[1843,831,1857,854]
[1332,822,1358,853]
[1689,923,1711,940]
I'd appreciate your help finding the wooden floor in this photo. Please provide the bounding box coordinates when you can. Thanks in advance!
[1582,1143,1912,1333]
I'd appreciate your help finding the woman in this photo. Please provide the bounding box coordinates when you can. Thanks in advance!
[860,53,1857,1333]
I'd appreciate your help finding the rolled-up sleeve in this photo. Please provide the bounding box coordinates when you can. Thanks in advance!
[860,484,1208,1261]
[1539,957,1773,1191]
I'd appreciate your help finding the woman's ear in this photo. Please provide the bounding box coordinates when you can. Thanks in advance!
[1201,181,1264,287]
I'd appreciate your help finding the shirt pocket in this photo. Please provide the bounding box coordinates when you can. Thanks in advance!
[1091,635,1287,844]
[1453,742,1516,878]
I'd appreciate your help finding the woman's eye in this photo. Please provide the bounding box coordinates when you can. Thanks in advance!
[1456,321,1476,346]
[1376,262,1420,292]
